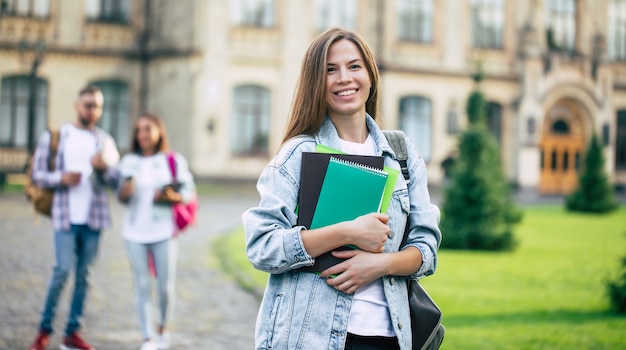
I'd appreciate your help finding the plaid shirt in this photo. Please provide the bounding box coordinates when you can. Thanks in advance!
[31,123,120,231]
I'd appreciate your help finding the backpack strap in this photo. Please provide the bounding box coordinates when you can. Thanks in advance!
[382,130,413,246]
[382,130,409,184]
[48,129,60,171]
[166,152,177,181]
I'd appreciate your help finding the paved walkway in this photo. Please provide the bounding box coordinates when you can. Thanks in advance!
[0,185,261,350]
[2,182,624,350]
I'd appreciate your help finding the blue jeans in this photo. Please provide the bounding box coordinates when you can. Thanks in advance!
[39,224,101,335]
[125,238,178,340]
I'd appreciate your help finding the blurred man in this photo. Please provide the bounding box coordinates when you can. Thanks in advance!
[29,85,119,350]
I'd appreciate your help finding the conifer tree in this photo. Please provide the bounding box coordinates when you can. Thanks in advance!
[440,74,521,251]
[566,133,618,213]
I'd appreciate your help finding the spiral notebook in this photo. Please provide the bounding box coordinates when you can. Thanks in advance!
[297,152,385,229]
[310,157,389,229]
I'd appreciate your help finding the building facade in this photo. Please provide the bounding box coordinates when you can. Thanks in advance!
[1,0,625,195]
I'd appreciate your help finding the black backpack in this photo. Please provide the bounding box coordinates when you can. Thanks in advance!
[383,130,445,350]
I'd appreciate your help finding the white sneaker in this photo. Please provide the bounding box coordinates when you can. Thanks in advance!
[155,333,170,349]
[139,340,158,350]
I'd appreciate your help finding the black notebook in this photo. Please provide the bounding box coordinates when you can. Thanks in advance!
[297,152,384,272]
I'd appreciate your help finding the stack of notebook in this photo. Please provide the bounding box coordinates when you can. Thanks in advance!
[296,146,399,272]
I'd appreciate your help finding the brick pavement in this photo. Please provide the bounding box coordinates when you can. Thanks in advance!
[3,183,623,350]
[0,187,261,350]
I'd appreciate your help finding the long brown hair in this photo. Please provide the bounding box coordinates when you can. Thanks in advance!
[282,28,381,143]
[131,113,171,154]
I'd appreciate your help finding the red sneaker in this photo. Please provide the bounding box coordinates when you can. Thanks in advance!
[29,331,50,350]
[60,332,95,350]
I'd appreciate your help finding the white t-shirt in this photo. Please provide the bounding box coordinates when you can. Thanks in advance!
[339,134,396,337]
[63,124,97,224]
[121,155,175,243]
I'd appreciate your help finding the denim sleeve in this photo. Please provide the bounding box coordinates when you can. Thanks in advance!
[242,142,315,274]
[403,138,442,279]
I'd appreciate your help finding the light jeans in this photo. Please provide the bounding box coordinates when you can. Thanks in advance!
[40,224,101,336]
[125,238,178,340]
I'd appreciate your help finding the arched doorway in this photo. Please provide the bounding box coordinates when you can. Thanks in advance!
[539,100,587,195]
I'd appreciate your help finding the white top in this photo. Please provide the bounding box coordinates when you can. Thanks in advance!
[121,155,175,243]
[340,134,396,337]
[64,124,97,224]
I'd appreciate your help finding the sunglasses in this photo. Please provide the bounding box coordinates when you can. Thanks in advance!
[82,103,102,109]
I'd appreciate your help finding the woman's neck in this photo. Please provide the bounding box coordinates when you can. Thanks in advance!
[331,115,368,143]
[141,149,157,156]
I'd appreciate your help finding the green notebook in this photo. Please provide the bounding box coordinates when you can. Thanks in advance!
[310,157,389,229]
[314,144,400,213]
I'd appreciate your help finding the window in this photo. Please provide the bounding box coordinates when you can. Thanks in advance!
[446,110,458,134]
[396,0,434,43]
[399,96,432,161]
[316,0,357,32]
[551,119,569,134]
[471,0,505,49]
[603,123,611,146]
[616,110,626,170]
[85,0,131,24]
[487,102,502,144]
[0,0,49,17]
[91,80,130,150]
[609,0,626,61]
[231,85,271,157]
[230,0,274,28]
[0,76,47,150]
[545,0,576,53]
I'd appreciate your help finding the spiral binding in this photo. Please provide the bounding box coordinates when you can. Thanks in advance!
[329,156,388,177]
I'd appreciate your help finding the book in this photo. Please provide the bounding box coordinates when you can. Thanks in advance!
[297,152,385,229]
[301,144,400,215]
[298,156,388,272]
[310,157,389,229]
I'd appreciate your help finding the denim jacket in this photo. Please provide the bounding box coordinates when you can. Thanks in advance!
[243,115,441,350]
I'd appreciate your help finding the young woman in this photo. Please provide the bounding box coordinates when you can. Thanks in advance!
[117,114,196,350]
[242,28,442,350]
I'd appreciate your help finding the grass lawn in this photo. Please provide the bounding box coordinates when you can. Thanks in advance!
[217,205,626,349]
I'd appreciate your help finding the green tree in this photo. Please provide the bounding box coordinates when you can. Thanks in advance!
[440,86,522,251]
[566,133,619,213]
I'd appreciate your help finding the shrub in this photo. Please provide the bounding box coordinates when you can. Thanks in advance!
[608,255,626,314]
[566,133,619,213]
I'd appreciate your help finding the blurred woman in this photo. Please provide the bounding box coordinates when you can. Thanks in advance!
[117,113,196,350]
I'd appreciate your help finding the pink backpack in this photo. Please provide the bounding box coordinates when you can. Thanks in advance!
[167,152,198,235]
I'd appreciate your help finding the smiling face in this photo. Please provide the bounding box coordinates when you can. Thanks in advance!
[325,39,372,121]
[135,117,161,155]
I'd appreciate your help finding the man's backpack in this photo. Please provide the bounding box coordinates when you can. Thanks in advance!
[24,129,60,217]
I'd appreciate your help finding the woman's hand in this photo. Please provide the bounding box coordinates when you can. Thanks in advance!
[154,187,182,203]
[349,213,390,253]
[300,212,390,260]
[320,250,389,294]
